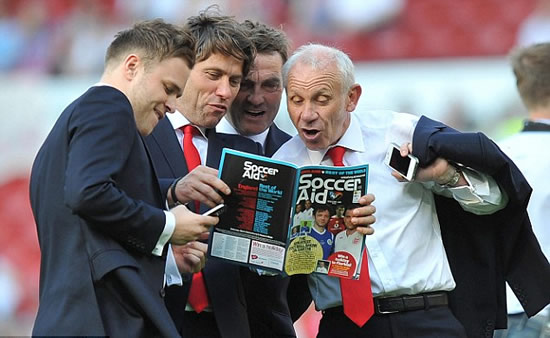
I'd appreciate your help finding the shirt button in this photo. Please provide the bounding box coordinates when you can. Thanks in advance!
[160,288,166,298]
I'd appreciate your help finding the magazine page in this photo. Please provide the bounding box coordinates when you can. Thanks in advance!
[208,149,298,273]
[283,164,369,279]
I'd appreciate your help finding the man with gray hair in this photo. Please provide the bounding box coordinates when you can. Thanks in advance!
[273,43,549,337]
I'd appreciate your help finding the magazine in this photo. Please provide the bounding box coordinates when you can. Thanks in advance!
[208,148,369,279]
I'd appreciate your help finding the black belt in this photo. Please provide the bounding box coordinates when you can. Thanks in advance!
[374,291,448,315]
[323,291,448,316]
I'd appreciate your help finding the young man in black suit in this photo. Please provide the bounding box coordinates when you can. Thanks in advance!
[29,19,218,337]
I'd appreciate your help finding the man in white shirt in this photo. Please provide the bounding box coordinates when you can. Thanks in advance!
[495,43,550,338]
[334,204,364,270]
[273,43,550,337]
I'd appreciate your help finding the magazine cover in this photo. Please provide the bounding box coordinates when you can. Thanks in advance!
[209,149,369,279]
[284,166,368,279]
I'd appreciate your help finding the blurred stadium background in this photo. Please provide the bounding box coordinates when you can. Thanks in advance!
[0,0,547,335]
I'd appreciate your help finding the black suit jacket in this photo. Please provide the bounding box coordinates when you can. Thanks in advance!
[29,86,178,337]
[146,117,262,338]
[413,116,550,337]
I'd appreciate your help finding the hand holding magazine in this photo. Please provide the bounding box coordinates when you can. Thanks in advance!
[208,149,369,279]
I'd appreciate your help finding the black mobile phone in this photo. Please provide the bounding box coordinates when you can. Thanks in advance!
[384,143,419,181]
[202,204,226,217]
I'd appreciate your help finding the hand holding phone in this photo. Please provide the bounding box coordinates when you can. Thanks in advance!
[384,143,419,181]
[202,204,226,217]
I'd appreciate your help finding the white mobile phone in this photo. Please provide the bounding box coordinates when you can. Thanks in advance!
[202,204,226,217]
[384,143,419,181]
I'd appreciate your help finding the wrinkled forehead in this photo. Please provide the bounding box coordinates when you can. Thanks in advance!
[287,62,341,92]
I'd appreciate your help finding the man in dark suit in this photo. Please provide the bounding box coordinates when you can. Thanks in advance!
[215,20,312,337]
[145,11,258,338]
[29,20,219,337]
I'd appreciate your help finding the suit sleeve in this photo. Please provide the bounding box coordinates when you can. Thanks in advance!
[64,91,165,252]
[412,115,531,208]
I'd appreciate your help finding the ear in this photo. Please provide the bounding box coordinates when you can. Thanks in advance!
[122,54,140,81]
[346,84,362,112]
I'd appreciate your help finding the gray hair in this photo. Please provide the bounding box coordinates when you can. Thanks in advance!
[282,44,355,94]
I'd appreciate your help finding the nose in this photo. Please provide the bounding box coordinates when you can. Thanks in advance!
[165,95,177,113]
[301,102,317,122]
[215,79,232,100]
[247,86,264,106]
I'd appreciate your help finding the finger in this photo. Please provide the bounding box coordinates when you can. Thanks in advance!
[180,247,206,261]
[198,232,210,241]
[199,214,219,228]
[391,171,406,181]
[183,240,207,250]
[358,193,375,206]
[356,226,375,235]
[190,167,230,195]
[352,215,376,227]
[188,241,208,253]
[188,183,227,207]
[352,205,376,218]
[182,254,203,273]
[400,143,410,156]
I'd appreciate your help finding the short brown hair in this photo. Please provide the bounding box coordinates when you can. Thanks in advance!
[105,18,195,70]
[185,6,255,76]
[509,43,550,110]
[241,20,290,63]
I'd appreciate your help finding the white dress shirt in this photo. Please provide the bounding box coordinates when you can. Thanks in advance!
[499,122,550,315]
[216,117,269,152]
[166,110,208,163]
[163,111,209,287]
[273,109,507,310]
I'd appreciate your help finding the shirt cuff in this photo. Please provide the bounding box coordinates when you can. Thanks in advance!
[165,244,183,286]
[447,168,484,204]
[447,167,508,215]
[152,211,175,256]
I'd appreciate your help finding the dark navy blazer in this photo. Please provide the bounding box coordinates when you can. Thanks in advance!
[413,116,550,337]
[30,86,178,337]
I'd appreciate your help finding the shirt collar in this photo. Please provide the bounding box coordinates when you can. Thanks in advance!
[216,117,270,147]
[166,110,207,138]
[305,112,366,164]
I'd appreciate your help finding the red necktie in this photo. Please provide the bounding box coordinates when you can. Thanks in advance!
[327,146,374,327]
[181,124,209,313]
[182,125,201,212]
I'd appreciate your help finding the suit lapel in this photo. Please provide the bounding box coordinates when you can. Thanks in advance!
[150,118,189,177]
[264,125,291,157]
[205,129,226,169]
[139,134,165,205]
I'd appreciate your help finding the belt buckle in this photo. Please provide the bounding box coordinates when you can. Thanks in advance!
[376,300,400,314]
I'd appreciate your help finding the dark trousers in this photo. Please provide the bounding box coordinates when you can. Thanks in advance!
[181,310,221,338]
[318,306,467,338]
